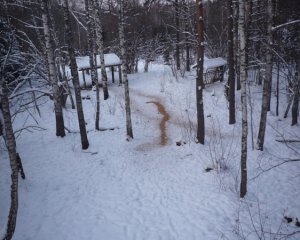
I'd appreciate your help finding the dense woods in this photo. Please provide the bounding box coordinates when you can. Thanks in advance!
[1,0,299,239]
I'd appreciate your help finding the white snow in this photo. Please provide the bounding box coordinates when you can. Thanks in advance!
[0,60,299,240]
[76,53,121,69]
[203,57,227,71]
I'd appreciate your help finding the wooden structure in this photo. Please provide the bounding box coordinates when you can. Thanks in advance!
[203,57,227,85]
[76,53,122,88]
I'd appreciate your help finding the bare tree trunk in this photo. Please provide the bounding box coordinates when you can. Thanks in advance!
[227,0,236,125]
[84,0,100,130]
[62,0,89,149]
[41,0,65,137]
[256,0,273,151]
[234,0,241,90]
[291,65,299,126]
[276,61,280,116]
[85,0,97,89]
[175,0,180,70]
[239,0,248,198]
[1,86,19,240]
[61,57,75,109]
[196,0,205,144]
[92,0,109,100]
[184,0,190,72]
[118,0,133,139]
[144,59,149,72]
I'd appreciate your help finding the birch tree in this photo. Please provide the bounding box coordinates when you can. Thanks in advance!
[239,0,248,198]
[84,0,98,91]
[0,21,19,240]
[256,0,273,151]
[234,0,241,90]
[118,0,133,139]
[41,0,65,137]
[92,0,109,100]
[196,0,205,144]
[84,0,100,130]
[1,86,19,240]
[227,0,236,125]
[62,0,89,149]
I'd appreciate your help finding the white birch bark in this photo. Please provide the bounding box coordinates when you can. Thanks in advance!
[239,0,248,198]
[92,0,109,100]
[1,85,19,240]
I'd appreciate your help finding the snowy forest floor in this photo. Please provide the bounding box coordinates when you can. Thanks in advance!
[1,61,300,240]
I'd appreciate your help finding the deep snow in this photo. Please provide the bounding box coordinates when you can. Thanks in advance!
[0,60,299,240]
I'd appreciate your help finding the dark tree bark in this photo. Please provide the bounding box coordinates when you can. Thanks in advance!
[227,0,236,125]
[256,0,273,151]
[41,0,65,137]
[196,0,205,144]
[62,0,89,149]
[84,0,97,88]
[276,62,280,116]
[92,0,109,100]
[234,0,241,90]
[183,0,190,72]
[175,0,180,70]
[118,0,133,139]
[291,69,299,126]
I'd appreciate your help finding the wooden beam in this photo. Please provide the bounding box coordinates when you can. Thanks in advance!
[111,66,115,83]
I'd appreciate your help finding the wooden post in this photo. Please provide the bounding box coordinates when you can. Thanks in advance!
[82,70,87,89]
[94,53,99,83]
[111,66,115,83]
[118,65,122,84]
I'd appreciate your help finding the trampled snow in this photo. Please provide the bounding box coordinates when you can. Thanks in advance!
[0,60,299,240]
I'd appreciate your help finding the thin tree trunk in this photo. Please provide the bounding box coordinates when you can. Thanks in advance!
[227,0,236,125]
[1,86,19,240]
[276,62,280,116]
[196,0,205,144]
[184,0,190,72]
[41,0,65,137]
[144,59,149,72]
[62,0,89,149]
[92,0,109,100]
[84,0,97,88]
[85,0,100,130]
[291,64,299,125]
[239,0,248,198]
[61,57,75,109]
[118,0,133,139]
[234,0,241,90]
[256,0,273,150]
[175,0,180,70]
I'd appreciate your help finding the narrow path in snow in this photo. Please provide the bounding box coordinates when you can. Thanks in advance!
[146,101,170,145]
[111,87,172,147]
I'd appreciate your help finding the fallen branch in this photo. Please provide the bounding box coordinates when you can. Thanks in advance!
[275,139,300,143]
[251,158,300,180]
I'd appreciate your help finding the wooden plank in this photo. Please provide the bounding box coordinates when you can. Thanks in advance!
[111,66,115,83]
[118,65,122,84]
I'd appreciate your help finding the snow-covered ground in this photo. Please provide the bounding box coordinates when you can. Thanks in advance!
[1,61,299,240]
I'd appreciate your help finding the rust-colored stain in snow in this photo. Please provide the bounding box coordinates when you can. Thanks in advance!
[146,101,170,146]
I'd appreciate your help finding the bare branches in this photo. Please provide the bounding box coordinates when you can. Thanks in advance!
[272,19,300,32]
